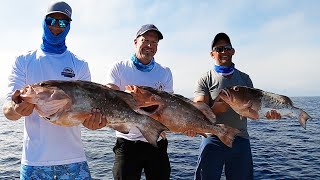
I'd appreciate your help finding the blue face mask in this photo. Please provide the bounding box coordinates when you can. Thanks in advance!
[214,63,235,76]
[131,54,155,72]
[40,19,70,54]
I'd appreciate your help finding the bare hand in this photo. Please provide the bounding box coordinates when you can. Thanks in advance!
[184,130,197,137]
[160,131,167,139]
[265,110,281,119]
[83,108,108,130]
[12,90,35,116]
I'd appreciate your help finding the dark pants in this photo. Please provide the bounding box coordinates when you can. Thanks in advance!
[194,136,253,180]
[112,138,171,180]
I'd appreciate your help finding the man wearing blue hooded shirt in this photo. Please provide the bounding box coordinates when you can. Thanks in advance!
[2,1,108,179]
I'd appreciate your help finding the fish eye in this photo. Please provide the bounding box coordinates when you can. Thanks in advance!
[233,86,239,91]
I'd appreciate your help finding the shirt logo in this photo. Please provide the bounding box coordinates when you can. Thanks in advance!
[61,67,75,78]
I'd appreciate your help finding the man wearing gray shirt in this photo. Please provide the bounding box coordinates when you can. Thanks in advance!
[193,32,280,180]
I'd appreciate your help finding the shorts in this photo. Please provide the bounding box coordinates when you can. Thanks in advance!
[20,161,91,180]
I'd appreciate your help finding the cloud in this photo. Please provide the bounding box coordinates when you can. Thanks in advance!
[1,1,319,98]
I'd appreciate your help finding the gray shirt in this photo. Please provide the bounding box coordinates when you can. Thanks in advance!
[194,69,253,138]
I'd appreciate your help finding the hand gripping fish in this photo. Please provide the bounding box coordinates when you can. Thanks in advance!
[19,80,169,147]
[218,86,312,129]
[125,85,241,148]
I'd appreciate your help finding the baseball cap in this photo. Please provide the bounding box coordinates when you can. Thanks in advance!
[46,1,72,20]
[136,24,163,40]
[211,32,232,50]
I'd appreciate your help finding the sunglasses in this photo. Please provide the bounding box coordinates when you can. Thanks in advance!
[213,45,233,53]
[45,17,70,28]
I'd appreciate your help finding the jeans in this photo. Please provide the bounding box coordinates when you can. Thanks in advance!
[194,136,253,180]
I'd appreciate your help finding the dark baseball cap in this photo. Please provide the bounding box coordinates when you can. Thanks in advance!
[211,32,232,50]
[136,24,163,40]
[46,1,72,20]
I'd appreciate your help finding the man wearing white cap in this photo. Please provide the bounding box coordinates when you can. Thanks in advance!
[2,1,107,179]
[106,24,172,180]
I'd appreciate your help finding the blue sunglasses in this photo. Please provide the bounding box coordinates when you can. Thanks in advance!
[45,17,70,28]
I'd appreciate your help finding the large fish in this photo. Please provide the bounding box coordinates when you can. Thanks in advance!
[218,86,312,129]
[125,85,241,148]
[18,80,169,147]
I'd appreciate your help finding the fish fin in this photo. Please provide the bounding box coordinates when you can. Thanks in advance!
[215,124,241,148]
[126,86,164,109]
[108,123,131,134]
[114,91,139,108]
[173,94,217,124]
[173,94,193,103]
[243,108,259,120]
[231,100,259,120]
[115,91,134,101]
[192,102,217,124]
[243,100,253,109]
[137,116,169,147]
[298,109,312,129]
[35,99,70,117]
[49,111,90,126]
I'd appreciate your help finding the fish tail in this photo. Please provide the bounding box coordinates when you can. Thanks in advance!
[299,110,312,129]
[137,116,169,147]
[215,124,241,148]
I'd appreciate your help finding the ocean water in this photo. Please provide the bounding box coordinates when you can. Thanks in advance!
[0,97,319,180]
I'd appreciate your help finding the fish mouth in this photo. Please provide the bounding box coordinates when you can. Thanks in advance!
[139,104,161,114]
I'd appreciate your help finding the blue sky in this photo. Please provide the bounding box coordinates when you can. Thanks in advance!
[1,0,319,98]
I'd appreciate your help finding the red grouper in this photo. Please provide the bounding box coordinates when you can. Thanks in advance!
[218,86,312,129]
[125,85,241,148]
[18,80,169,147]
